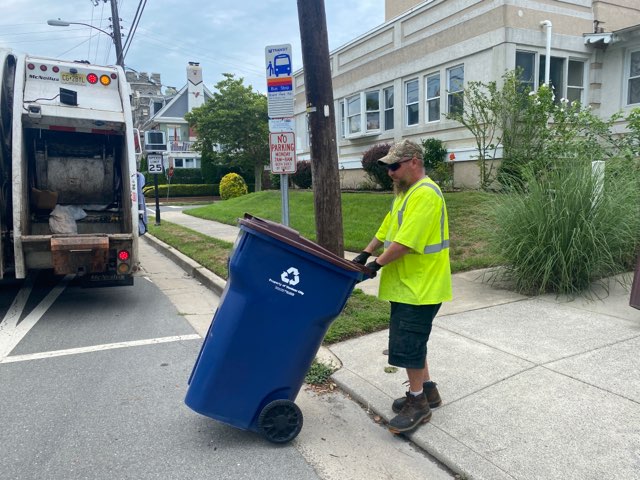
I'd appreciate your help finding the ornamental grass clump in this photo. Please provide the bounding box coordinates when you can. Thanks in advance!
[219,173,248,200]
[489,157,640,295]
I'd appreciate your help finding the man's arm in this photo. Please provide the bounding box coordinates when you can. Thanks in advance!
[375,241,410,266]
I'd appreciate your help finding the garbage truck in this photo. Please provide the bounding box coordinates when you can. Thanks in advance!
[0,49,141,286]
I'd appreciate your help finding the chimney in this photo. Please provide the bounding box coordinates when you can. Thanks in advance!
[187,62,204,112]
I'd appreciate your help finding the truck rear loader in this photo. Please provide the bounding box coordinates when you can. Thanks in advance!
[0,50,140,286]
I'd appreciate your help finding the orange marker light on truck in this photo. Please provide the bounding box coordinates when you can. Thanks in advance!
[99,75,111,86]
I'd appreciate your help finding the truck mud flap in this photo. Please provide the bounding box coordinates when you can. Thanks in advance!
[51,236,108,275]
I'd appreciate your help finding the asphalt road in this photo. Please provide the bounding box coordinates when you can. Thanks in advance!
[0,244,454,480]
[0,271,321,480]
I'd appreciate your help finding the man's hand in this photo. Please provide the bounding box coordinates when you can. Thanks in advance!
[352,251,371,265]
[365,260,382,278]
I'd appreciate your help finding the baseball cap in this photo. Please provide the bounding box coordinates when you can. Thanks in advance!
[377,139,424,165]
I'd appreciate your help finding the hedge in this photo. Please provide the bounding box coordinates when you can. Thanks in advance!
[143,183,219,198]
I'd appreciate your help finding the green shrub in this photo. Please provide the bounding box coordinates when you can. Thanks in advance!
[143,167,204,187]
[291,161,313,189]
[219,173,248,200]
[361,143,392,190]
[489,157,640,295]
[143,183,219,198]
[421,138,452,190]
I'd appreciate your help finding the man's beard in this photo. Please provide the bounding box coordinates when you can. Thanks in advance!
[393,179,411,195]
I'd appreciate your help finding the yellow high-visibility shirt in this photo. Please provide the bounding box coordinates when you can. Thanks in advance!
[375,177,452,305]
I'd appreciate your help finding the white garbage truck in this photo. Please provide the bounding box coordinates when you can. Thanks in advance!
[0,49,141,286]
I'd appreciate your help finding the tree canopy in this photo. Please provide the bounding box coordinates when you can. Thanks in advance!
[185,73,269,191]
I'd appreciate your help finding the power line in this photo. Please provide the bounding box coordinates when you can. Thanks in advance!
[122,0,147,60]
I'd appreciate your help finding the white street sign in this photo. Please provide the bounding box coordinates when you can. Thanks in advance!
[147,154,163,174]
[269,117,294,133]
[265,44,294,118]
[269,132,297,174]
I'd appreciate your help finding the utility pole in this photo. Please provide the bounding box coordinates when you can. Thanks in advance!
[104,0,124,67]
[296,0,344,257]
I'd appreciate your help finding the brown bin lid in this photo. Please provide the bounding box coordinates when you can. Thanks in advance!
[238,214,374,278]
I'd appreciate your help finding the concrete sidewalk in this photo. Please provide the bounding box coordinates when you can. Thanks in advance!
[148,210,640,480]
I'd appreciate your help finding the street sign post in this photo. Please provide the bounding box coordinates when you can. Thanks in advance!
[266,44,295,226]
[147,153,164,225]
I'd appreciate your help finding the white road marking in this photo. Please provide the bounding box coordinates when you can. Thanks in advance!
[0,274,35,335]
[0,334,201,364]
[0,275,72,359]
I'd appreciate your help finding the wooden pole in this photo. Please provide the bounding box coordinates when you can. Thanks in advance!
[297,0,344,257]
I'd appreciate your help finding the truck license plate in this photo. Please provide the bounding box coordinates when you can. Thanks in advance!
[61,73,86,85]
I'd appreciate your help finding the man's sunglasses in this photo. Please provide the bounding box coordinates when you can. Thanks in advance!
[385,158,412,172]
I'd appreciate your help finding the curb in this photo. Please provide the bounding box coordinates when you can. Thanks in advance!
[141,234,226,296]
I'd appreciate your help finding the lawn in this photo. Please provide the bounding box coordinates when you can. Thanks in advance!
[183,189,499,272]
[147,189,499,345]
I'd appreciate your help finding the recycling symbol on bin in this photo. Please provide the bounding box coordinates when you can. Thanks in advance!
[281,267,300,286]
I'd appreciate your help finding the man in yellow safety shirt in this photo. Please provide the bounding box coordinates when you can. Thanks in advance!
[352,139,452,434]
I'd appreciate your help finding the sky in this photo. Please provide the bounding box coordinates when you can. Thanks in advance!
[0,0,386,94]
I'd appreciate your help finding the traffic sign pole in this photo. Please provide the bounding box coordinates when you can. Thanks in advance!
[154,173,161,226]
[281,174,289,226]
[147,153,164,226]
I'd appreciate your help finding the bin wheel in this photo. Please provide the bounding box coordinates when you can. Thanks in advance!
[258,399,303,444]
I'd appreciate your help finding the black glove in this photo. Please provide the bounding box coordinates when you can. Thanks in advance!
[352,251,371,265]
[365,260,382,276]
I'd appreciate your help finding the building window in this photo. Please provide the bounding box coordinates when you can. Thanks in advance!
[628,50,640,105]
[516,51,535,93]
[447,65,464,115]
[346,94,361,135]
[539,56,565,102]
[567,60,585,104]
[153,101,164,114]
[384,87,394,130]
[426,73,440,122]
[340,102,345,138]
[342,89,385,138]
[365,90,380,131]
[516,50,588,103]
[173,158,201,169]
[405,79,419,126]
[167,125,182,141]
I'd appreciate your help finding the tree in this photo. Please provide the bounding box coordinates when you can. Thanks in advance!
[185,73,269,192]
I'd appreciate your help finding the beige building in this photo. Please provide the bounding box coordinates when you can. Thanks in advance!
[293,0,640,188]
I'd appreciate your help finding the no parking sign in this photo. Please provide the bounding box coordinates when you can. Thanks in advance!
[269,132,297,174]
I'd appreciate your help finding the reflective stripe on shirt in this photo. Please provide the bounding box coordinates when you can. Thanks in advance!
[384,181,449,254]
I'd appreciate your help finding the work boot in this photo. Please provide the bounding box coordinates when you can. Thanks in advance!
[392,381,441,413]
[388,391,431,433]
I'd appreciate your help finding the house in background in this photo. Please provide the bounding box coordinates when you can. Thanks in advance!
[140,62,213,171]
[126,71,171,131]
[293,0,640,189]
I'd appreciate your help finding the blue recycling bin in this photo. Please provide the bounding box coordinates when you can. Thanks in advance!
[185,214,371,443]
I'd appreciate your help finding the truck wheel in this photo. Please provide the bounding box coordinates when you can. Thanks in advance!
[257,399,303,444]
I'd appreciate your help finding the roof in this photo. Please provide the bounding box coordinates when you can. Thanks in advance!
[142,83,213,129]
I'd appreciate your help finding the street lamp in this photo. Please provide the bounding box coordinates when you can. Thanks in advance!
[47,18,124,67]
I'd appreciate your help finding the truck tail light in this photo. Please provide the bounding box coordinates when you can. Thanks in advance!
[87,73,98,84]
[117,249,131,274]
